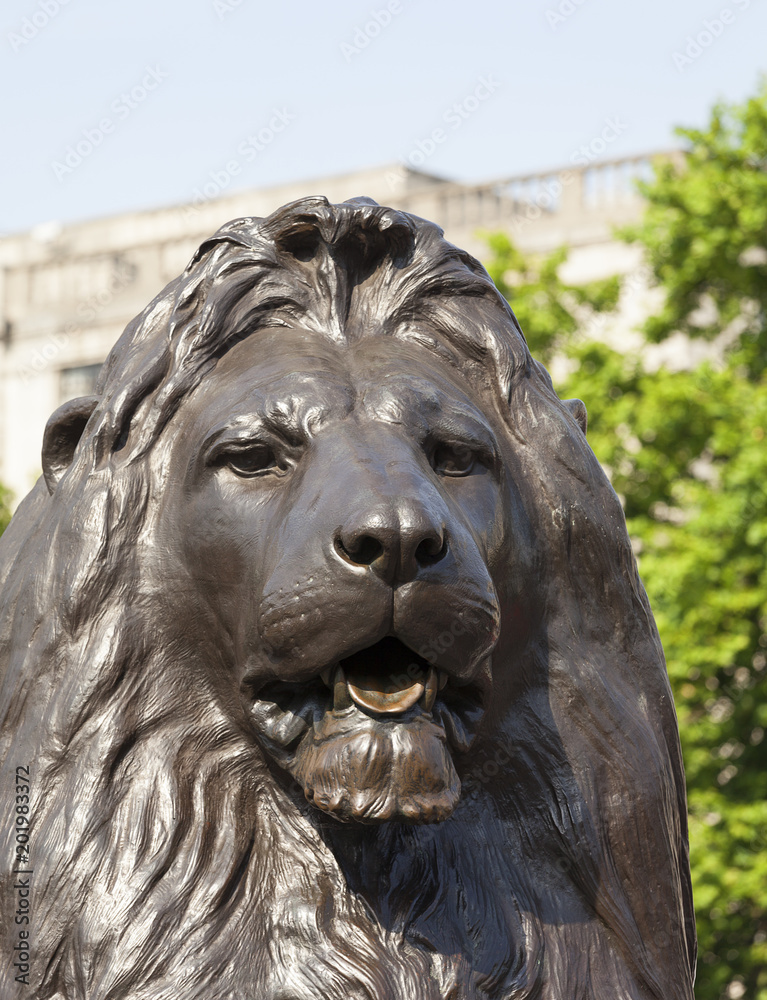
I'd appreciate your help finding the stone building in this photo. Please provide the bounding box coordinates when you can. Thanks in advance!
[0,152,673,506]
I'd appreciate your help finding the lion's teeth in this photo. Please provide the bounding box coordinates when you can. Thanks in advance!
[333,666,352,710]
[438,671,448,690]
[320,667,334,688]
[422,667,438,711]
[346,677,425,714]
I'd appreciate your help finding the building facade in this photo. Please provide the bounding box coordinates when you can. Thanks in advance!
[0,152,672,506]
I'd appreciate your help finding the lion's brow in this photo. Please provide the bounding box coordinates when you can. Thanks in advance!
[362,384,499,454]
[201,388,353,448]
[261,395,346,436]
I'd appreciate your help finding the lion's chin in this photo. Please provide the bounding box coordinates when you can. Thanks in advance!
[292,708,461,824]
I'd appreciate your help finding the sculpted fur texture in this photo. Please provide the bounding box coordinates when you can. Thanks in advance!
[0,197,695,999]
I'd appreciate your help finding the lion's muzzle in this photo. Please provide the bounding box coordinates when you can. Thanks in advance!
[234,416,500,824]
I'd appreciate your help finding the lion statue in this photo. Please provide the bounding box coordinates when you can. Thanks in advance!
[0,197,695,999]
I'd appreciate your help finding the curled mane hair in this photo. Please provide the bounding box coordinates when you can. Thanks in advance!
[0,197,695,999]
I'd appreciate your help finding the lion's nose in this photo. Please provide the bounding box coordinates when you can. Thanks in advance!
[335,508,448,585]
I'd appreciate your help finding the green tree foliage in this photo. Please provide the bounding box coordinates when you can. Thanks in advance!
[482,81,767,1000]
[624,84,767,379]
[0,483,11,535]
[481,231,620,364]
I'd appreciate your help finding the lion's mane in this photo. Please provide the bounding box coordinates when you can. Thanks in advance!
[0,197,695,999]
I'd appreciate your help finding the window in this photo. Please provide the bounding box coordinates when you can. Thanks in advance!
[59,363,103,403]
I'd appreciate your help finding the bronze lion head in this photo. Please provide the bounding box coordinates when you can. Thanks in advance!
[0,197,695,999]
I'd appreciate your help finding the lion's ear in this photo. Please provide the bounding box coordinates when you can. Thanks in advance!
[563,398,588,435]
[42,395,99,494]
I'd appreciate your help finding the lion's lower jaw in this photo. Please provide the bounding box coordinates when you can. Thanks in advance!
[292,710,461,824]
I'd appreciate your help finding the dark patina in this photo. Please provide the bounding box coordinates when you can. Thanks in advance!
[0,197,696,999]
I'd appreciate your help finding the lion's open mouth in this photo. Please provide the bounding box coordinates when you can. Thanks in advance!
[245,636,485,754]
[321,638,447,715]
[244,634,488,823]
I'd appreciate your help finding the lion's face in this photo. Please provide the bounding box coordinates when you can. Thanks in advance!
[154,325,530,824]
[5,201,694,998]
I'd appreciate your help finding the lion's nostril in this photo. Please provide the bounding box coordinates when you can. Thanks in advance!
[337,533,385,567]
[336,522,447,582]
[336,519,446,582]
[351,535,385,565]
[415,533,447,566]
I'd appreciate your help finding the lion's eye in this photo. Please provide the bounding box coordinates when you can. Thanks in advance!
[224,445,286,478]
[432,442,476,477]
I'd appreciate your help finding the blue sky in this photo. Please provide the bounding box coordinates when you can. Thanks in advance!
[2,0,766,234]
